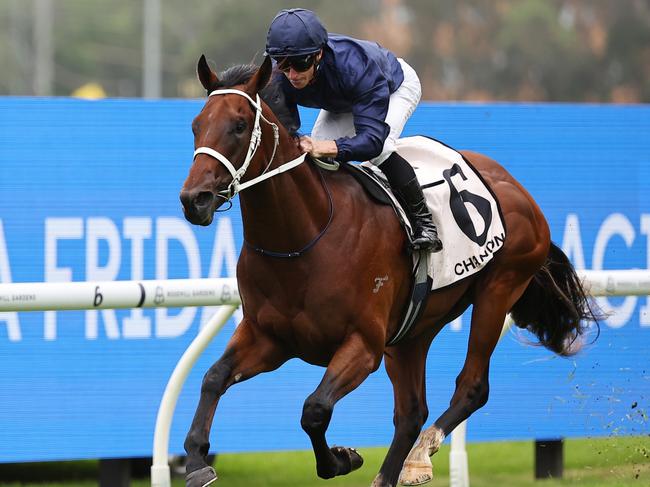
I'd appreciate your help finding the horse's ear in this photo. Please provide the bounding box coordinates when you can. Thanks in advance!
[245,56,273,95]
[197,54,219,93]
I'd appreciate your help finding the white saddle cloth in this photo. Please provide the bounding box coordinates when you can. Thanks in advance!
[362,136,506,290]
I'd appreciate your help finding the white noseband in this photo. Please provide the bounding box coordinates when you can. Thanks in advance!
[193,89,306,200]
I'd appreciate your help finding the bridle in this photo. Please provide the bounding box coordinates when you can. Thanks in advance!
[193,88,333,258]
[193,89,307,201]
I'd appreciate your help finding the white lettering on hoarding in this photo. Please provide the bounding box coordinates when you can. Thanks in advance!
[2,213,649,342]
[85,217,121,339]
[122,218,152,338]
[592,214,636,329]
[200,217,242,328]
[0,220,21,341]
[562,213,647,329]
[44,218,84,340]
[155,217,199,338]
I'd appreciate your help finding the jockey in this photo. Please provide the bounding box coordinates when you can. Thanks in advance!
[265,8,442,252]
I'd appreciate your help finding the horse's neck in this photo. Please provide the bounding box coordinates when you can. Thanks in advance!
[239,126,330,253]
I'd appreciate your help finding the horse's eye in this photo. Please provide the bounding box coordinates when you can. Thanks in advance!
[234,120,247,134]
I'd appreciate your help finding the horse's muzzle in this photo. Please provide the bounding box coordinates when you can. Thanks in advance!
[180,189,216,226]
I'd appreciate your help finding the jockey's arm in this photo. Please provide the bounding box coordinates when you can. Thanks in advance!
[333,72,391,162]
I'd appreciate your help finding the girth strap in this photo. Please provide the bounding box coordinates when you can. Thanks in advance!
[387,249,431,346]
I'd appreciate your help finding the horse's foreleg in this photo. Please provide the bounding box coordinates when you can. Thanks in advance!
[301,333,381,480]
[184,319,288,487]
[371,337,431,487]
[399,277,530,486]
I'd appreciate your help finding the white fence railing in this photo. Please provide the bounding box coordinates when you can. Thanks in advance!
[1,269,648,487]
[0,277,240,312]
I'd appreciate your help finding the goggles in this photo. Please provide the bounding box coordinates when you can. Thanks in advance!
[273,53,318,73]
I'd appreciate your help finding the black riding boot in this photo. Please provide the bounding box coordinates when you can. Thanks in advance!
[395,177,443,252]
[380,153,443,252]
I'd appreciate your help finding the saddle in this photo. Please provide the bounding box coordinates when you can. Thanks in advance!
[342,136,506,290]
[330,136,507,344]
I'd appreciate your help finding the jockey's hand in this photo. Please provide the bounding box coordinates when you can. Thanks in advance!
[299,136,338,159]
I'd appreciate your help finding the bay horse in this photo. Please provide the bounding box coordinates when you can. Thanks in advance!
[179,55,598,487]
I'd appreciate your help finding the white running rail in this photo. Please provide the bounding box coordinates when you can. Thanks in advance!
[0,277,240,311]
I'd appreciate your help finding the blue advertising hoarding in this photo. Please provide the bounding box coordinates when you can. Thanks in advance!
[0,98,648,462]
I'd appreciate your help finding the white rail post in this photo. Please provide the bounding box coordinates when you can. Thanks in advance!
[449,420,469,487]
[151,304,238,487]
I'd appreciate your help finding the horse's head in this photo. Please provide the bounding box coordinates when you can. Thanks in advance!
[180,55,274,226]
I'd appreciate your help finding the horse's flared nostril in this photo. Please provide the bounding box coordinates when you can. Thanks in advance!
[195,191,214,210]
[180,189,215,225]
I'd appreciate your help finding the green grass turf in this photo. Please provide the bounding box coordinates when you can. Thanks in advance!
[0,436,647,486]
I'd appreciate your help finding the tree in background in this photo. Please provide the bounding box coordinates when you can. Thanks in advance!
[397,0,650,101]
[0,0,648,102]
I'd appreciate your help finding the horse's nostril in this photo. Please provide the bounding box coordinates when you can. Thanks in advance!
[195,191,214,209]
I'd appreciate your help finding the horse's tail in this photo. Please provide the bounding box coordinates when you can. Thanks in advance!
[510,242,602,356]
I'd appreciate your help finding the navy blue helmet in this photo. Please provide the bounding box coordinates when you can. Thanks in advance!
[266,8,328,57]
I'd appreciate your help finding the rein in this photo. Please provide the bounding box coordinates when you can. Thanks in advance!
[244,165,334,258]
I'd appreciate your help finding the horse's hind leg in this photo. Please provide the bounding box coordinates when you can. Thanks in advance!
[371,335,433,487]
[184,319,288,487]
[301,332,382,479]
[399,276,532,486]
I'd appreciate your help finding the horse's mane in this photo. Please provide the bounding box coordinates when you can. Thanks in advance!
[216,64,300,138]
[216,64,258,89]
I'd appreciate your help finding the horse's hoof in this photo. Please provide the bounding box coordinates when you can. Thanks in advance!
[398,461,433,486]
[331,446,364,474]
[186,466,218,487]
